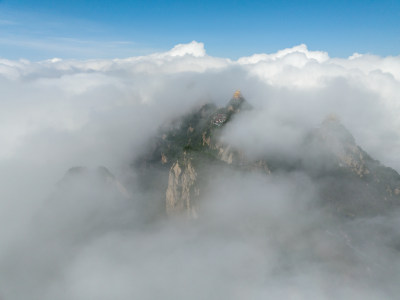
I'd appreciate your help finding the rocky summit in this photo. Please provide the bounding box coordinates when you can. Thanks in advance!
[135,92,400,219]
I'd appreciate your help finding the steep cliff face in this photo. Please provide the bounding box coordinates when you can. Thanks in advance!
[160,91,271,217]
[166,157,199,218]
[133,91,260,216]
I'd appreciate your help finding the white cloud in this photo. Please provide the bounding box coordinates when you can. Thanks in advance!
[237,43,329,64]
[1,40,400,183]
[164,40,206,57]
[0,41,400,299]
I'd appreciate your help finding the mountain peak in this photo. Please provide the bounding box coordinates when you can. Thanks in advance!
[137,94,400,218]
[318,115,355,145]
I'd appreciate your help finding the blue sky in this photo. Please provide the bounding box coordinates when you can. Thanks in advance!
[0,0,399,60]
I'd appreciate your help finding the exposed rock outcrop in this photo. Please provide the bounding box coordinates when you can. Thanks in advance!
[166,157,199,218]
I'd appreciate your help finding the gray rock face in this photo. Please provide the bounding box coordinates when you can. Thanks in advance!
[166,158,199,218]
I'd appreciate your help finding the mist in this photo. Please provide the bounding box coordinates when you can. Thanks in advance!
[1,41,400,299]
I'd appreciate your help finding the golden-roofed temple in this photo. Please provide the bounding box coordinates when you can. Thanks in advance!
[233,90,242,99]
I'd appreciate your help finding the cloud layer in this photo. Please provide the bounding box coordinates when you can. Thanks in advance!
[1,41,400,299]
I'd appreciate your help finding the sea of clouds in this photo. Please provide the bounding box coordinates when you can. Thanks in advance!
[1,41,400,299]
